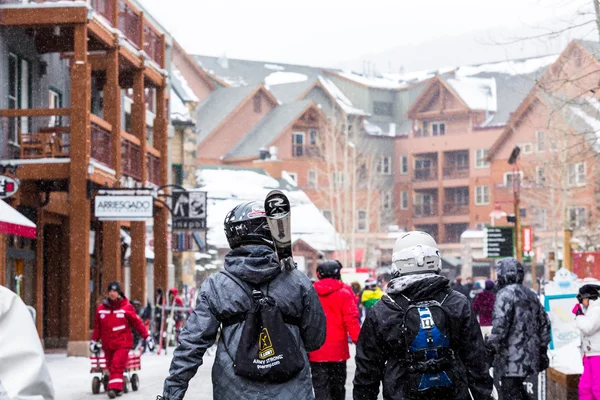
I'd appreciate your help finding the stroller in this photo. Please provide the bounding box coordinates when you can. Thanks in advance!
[90,344,142,395]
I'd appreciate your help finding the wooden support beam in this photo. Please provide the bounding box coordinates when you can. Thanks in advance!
[153,85,168,297]
[0,7,88,26]
[129,221,146,303]
[35,218,44,338]
[67,23,92,357]
[132,69,147,183]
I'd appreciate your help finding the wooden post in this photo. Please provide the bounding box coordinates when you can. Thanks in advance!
[153,85,169,295]
[111,0,119,27]
[102,44,122,286]
[437,151,444,244]
[68,23,92,357]
[564,229,573,271]
[129,68,147,303]
[35,219,44,338]
[0,234,5,287]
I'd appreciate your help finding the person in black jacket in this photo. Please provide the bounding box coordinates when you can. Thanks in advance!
[353,231,493,400]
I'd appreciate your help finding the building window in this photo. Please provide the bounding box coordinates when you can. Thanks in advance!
[309,129,318,145]
[8,53,31,144]
[504,171,523,187]
[172,164,183,186]
[357,210,367,232]
[401,191,409,210]
[421,121,429,136]
[475,149,489,168]
[475,186,490,205]
[322,210,332,223]
[373,101,393,116]
[534,207,547,231]
[292,132,304,157]
[287,172,298,183]
[550,139,558,152]
[431,121,445,136]
[522,143,533,154]
[569,207,587,228]
[332,172,345,189]
[253,95,262,113]
[568,162,585,186]
[308,169,318,188]
[536,131,545,152]
[382,191,392,210]
[536,166,545,186]
[48,89,62,127]
[377,156,392,175]
[400,155,408,174]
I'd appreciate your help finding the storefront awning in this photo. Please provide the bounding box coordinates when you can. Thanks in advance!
[0,200,36,239]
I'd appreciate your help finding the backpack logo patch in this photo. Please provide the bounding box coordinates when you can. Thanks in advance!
[258,328,275,359]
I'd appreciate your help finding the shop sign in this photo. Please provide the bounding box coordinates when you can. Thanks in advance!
[94,195,154,221]
[0,175,19,199]
[172,190,207,230]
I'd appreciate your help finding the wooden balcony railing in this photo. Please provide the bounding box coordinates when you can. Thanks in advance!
[144,21,164,67]
[443,165,469,179]
[413,203,438,218]
[90,114,112,167]
[292,145,320,157]
[146,147,160,185]
[414,167,437,181]
[90,0,115,23]
[443,201,469,215]
[121,131,142,181]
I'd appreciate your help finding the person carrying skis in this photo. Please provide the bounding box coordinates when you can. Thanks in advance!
[472,280,496,338]
[309,260,361,400]
[161,201,326,400]
[353,231,493,400]
[486,258,551,400]
[168,288,185,342]
[361,278,383,314]
[573,284,600,400]
[90,281,155,399]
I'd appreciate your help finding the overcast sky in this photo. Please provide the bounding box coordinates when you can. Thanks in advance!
[139,0,593,70]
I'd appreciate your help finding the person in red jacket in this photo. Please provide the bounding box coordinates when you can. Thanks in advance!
[90,281,155,398]
[309,260,361,400]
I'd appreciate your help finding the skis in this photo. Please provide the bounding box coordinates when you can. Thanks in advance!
[264,190,295,271]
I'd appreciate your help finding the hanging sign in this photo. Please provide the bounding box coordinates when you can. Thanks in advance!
[523,226,533,252]
[484,226,515,258]
[94,195,154,221]
[172,190,207,230]
[0,175,19,199]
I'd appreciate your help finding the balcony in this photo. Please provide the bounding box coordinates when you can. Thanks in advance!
[414,167,438,181]
[121,131,142,181]
[146,148,160,186]
[413,203,438,218]
[292,145,320,157]
[443,201,469,216]
[443,165,469,179]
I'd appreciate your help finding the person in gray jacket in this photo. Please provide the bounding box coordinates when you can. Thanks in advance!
[162,201,326,400]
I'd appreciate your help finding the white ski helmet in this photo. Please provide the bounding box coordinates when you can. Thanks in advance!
[391,231,441,277]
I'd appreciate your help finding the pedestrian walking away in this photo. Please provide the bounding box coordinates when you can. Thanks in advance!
[361,278,383,314]
[473,280,496,338]
[486,258,551,400]
[309,260,361,400]
[0,285,55,400]
[161,200,326,400]
[573,284,600,400]
[91,281,155,398]
[353,231,493,400]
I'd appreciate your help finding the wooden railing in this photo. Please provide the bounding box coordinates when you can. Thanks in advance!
[413,203,438,218]
[414,167,437,181]
[90,0,115,23]
[90,114,112,167]
[146,146,160,185]
[443,165,469,179]
[443,201,469,215]
[121,131,142,181]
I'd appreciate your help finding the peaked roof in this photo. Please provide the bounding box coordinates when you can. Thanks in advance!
[195,85,277,144]
[268,79,317,104]
[224,100,315,160]
[576,39,600,62]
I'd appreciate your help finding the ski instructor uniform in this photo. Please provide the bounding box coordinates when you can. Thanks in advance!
[162,200,326,400]
[91,281,154,398]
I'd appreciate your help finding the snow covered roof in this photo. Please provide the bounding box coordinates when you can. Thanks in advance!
[548,94,600,152]
[455,55,557,77]
[171,67,199,103]
[364,119,411,138]
[195,166,344,252]
[335,71,408,89]
[318,76,368,116]
[264,71,309,87]
[445,76,497,112]
[170,89,193,124]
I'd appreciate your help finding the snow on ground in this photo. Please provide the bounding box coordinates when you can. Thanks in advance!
[446,76,497,112]
[195,168,344,251]
[264,71,309,87]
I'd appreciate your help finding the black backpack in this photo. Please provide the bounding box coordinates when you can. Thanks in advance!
[395,289,459,400]
[219,271,305,383]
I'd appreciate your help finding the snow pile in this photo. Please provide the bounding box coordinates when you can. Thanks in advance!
[170,90,192,123]
[363,120,384,136]
[457,55,557,77]
[446,76,497,112]
[281,171,298,187]
[264,63,285,71]
[318,76,368,116]
[550,339,583,375]
[264,71,309,87]
[172,67,199,102]
[195,168,344,251]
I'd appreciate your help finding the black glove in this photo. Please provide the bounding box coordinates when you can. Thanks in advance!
[539,347,550,370]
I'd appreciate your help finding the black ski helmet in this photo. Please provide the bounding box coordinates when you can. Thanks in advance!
[496,258,524,287]
[224,201,273,249]
[578,284,600,303]
[316,260,343,280]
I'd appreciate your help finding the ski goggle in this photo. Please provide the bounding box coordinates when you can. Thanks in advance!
[392,245,440,271]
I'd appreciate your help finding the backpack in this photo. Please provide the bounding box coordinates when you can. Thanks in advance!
[396,289,458,399]
[219,271,305,383]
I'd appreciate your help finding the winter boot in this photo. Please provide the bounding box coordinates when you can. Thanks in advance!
[107,390,117,399]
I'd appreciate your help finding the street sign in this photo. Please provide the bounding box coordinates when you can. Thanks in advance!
[0,175,19,199]
[94,195,154,221]
[172,190,207,230]
[484,226,515,258]
[523,226,533,252]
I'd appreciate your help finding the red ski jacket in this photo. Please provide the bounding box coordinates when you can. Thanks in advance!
[92,297,149,351]
[309,278,361,362]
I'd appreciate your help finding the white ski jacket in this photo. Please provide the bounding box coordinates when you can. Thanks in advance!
[576,298,600,356]
[0,286,54,400]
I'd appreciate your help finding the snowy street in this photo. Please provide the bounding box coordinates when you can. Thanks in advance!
[47,346,361,399]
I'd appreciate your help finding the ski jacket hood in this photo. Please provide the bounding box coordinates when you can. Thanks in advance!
[314,278,345,296]
[163,253,326,400]
[0,285,55,400]
[576,298,600,356]
[353,275,493,400]
[224,244,281,285]
[169,288,179,296]
[487,283,551,377]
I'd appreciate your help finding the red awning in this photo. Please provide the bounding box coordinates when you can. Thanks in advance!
[332,249,365,264]
[0,199,36,239]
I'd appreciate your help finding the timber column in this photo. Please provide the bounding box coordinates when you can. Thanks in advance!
[102,40,122,286]
[130,69,147,304]
[154,84,169,294]
[68,23,92,356]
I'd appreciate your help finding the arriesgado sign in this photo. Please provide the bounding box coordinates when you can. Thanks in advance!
[94,195,154,221]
